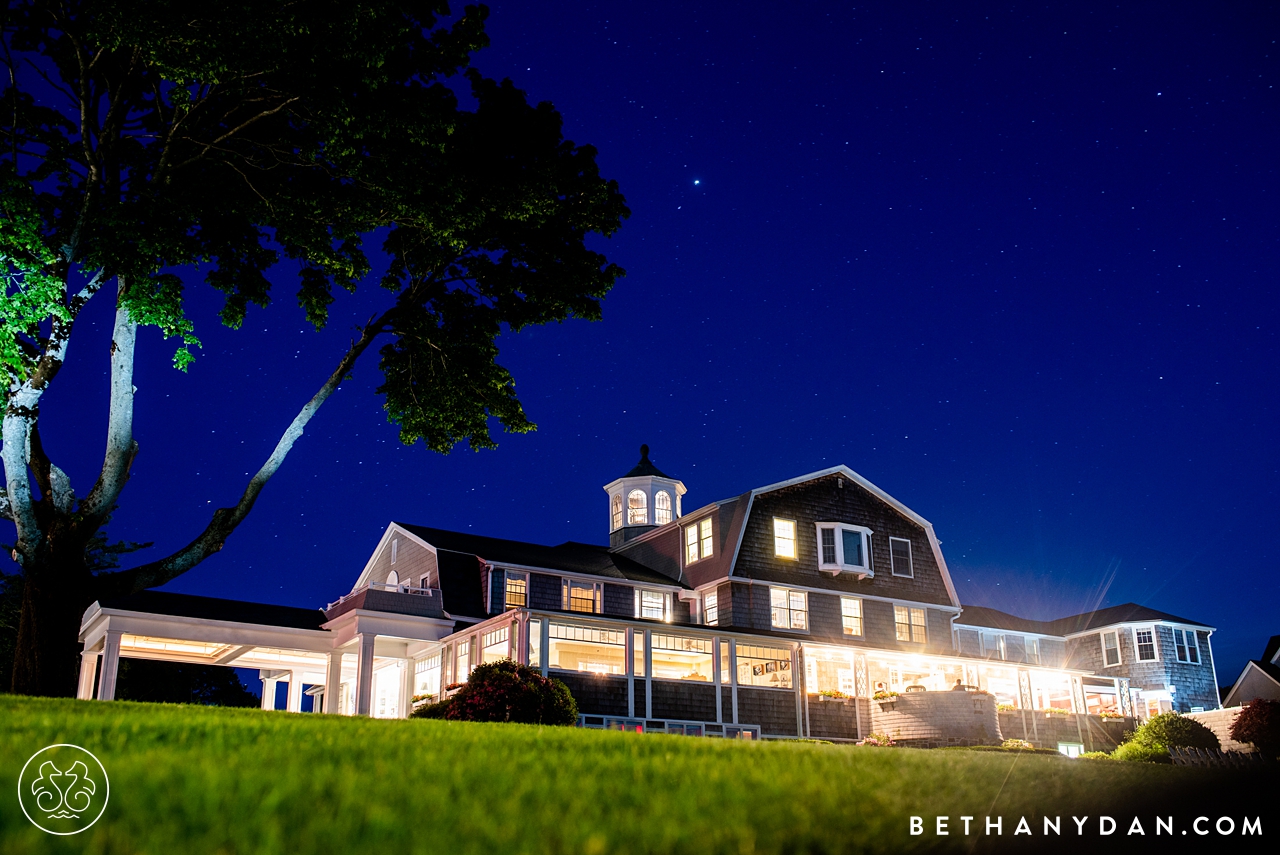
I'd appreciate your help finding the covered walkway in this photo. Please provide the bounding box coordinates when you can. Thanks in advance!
[78,589,453,716]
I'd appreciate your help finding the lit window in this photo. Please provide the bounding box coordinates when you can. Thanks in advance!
[736,643,794,688]
[840,597,863,636]
[769,587,808,631]
[816,523,872,576]
[562,579,600,613]
[481,627,509,664]
[635,589,670,621]
[894,605,926,643]
[889,537,914,578]
[628,489,647,525]
[704,591,719,626]
[529,619,542,669]
[650,633,713,681]
[655,491,673,525]
[456,639,471,679]
[548,622,626,675]
[611,495,623,530]
[1174,628,1200,664]
[685,518,713,564]
[414,653,442,699]
[1101,631,1121,666]
[1134,628,1157,662]
[773,518,797,559]
[504,571,527,609]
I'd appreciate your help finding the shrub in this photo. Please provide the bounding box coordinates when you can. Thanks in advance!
[1112,741,1171,763]
[410,697,453,719]
[1229,699,1280,759]
[436,660,578,725]
[1002,738,1034,751]
[996,703,1018,713]
[857,732,896,746]
[1079,751,1114,760]
[1129,712,1219,751]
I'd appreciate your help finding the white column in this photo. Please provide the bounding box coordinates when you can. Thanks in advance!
[324,650,343,714]
[287,670,304,713]
[354,633,376,717]
[96,630,122,701]
[260,672,279,710]
[77,651,100,700]
[398,660,412,719]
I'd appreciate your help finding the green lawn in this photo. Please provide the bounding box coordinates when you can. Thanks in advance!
[0,695,1271,854]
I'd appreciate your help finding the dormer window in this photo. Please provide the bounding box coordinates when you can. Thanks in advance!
[628,490,648,525]
[815,523,873,577]
[685,518,713,564]
[611,495,623,531]
[655,491,673,525]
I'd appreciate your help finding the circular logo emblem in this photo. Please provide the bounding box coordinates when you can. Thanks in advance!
[17,744,109,835]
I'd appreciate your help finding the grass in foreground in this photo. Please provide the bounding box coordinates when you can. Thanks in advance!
[0,695,1272,854]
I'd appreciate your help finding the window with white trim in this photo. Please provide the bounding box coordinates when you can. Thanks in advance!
[562,579,601,614]
[1134,628,1158,662]
[504,571,527,609]
[386,570,399,589]
[704,590,719,626]
[1174,628,1200,664]
[840,597,863,636]
[685,518,713,564]
[894,605,927,643]
[390,537,399,564]
[889,537,914,578]
[655,491,673,525]
[1101,630,1121,667]
[769,587,808,631]
[635,588,672,621]
[773,518,797,559]
[628,489,648,525]
[611,495,623,531]
[815,523,872,576]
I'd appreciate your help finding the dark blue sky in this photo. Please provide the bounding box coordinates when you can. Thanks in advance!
[35,2,1279,682]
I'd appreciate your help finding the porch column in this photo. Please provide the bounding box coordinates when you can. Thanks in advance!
[354,633,376,717]
[398,659,413,719]
[324,650,343,714]
[287,670,304,713]
[96,630,122,701]
[260,672,280,710]
[77,651,100,700]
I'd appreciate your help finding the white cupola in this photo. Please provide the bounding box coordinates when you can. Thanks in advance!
[603,444,687,547]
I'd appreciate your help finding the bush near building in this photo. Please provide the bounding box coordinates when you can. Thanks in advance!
[412,661,578,725]
[1229,699,1280,759]
[1112,712,1219,762]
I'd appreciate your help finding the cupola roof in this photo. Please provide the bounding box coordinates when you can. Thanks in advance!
[621,444,673,479]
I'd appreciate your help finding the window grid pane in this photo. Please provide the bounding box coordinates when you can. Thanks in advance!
[686,525,699,563]
[1135,629,1156,661]
[909,608,927,643]
[505,573,527,608]
[841,597,862,636]
[628,490,647,525]
[894,605,911,642]
[773,518,797,559]
[655,491,672,525]
[890,538,913,577]
[820,528,837,565]
[699,518,713,558]
[704,591,718,625]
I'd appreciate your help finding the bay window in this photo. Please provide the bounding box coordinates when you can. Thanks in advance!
[815,523,872,577]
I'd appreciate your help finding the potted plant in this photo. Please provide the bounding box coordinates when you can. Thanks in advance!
[818,689,850,702]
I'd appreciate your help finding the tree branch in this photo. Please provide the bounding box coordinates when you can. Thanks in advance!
[0,270,105,562]
[80,278,138,522]
[108,311,392,592]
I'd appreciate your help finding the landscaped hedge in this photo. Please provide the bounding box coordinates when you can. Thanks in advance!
[412,660,578,725]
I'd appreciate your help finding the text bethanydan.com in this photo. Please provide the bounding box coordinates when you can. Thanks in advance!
[910,815,1261,838]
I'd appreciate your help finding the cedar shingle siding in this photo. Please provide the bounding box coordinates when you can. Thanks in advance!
[734,475,953,607]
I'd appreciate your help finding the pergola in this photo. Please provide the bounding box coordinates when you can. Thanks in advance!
[77,590,453,716]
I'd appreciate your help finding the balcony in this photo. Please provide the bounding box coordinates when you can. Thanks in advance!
[324,583,446,621]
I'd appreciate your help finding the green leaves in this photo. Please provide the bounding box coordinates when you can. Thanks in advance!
[3,0,625,447]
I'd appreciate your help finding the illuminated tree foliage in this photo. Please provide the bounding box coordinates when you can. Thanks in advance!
[0,0,627,695]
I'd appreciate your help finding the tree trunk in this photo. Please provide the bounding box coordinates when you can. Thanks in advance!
[9,528,98,697]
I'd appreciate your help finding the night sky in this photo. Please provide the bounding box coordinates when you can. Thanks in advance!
[31,3,1279,684]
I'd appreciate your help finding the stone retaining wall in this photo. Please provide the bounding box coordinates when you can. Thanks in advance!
[869,691,1000,747]
[1184,708,1253,752]
[996,711,1132,751]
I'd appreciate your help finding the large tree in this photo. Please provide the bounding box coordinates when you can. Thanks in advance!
[0,0,627,696]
